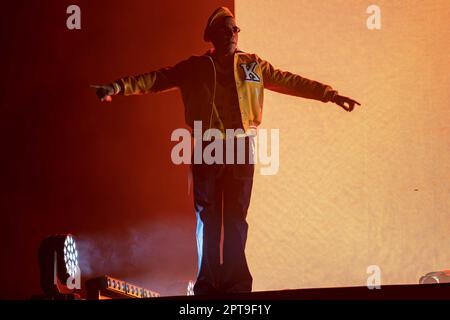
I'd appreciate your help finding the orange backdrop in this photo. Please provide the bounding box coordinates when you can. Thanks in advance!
[236,0,450,290]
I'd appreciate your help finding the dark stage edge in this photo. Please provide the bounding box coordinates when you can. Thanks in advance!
[160,283,450,300]
[3,285,450,318]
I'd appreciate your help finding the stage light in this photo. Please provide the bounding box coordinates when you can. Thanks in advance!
[38,234,81,297]
[85,275,160,300]
[187,280,195,296]
[63,235,79,278]
[419,270,450,284]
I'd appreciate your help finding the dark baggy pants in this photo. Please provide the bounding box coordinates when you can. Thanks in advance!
[192,136,254,295]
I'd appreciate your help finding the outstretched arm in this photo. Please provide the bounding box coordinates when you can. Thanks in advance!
[259,56,361,111]
[91,62,185,102]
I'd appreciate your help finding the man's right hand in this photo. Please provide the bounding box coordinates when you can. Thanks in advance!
[90,84,115,102]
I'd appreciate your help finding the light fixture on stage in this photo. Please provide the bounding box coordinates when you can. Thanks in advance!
[38,234,81,298]
[419,270,450,284]
[85,275,160,299]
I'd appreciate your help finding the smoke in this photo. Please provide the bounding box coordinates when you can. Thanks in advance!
[76,217,197,296]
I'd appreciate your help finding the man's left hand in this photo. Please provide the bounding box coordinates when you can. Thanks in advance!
[332,94,361,112]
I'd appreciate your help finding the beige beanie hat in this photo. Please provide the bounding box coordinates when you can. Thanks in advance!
[203,7,234,42]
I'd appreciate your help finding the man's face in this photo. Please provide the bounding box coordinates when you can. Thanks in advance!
[210,16,239,55]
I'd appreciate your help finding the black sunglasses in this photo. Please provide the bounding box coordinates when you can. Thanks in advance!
[215,26,241,34]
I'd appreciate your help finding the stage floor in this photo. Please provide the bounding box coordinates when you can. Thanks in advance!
[161,283,450,300]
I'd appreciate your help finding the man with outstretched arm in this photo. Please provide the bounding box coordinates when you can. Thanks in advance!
[92,7,361,295]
